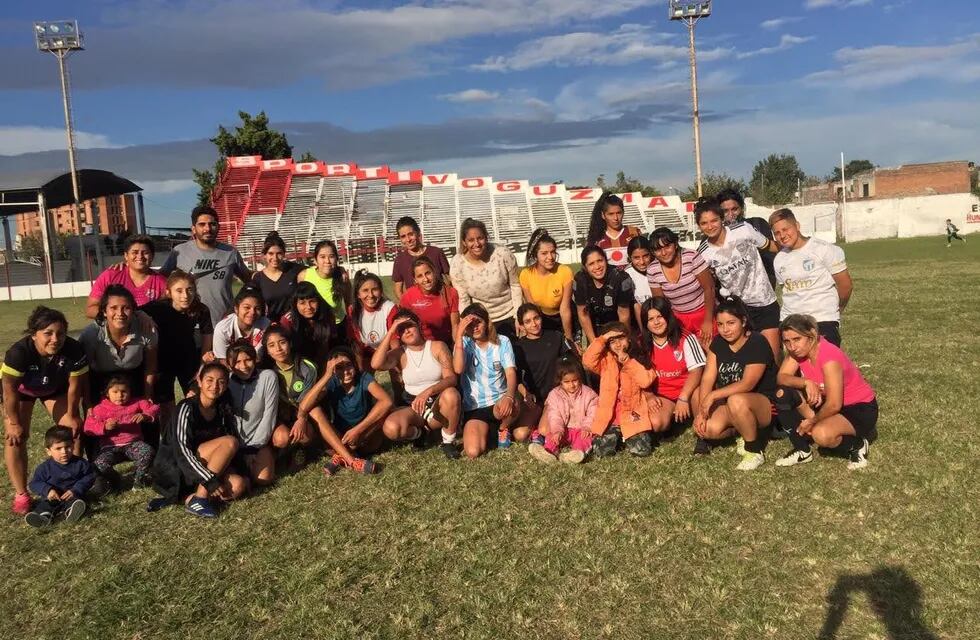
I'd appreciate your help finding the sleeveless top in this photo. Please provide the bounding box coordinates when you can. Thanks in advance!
[303,266,346,323]
[402,341,443,395]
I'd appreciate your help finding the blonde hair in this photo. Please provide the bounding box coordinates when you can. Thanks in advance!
[779,314,819,340]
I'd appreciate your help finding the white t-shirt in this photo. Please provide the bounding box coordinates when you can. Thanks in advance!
[357,300,396,349]
[625,265,652,306]
[212,314,271,360]
[774,237,847,322]
[697,222,776,307]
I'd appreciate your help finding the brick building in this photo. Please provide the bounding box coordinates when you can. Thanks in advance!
[802,160,974,204]
[16,193,138,238]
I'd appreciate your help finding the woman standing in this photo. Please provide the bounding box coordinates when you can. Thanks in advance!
[584,193,642,270]
[694,297,777,470]
[280,283,337,365]
[2,307,88,515]
[519,229,574,341]
[399,256,460,346]
[251,231,303,323]
[647,227,715,348]
[211,288,271,363]
[449,219,523,339]
[347,271,398,372]
[696,200,781,358]
[86,235,168,318]
[573,246,634,344]
[297,239,351,326]
[79,285,158,404]
[774,314,877,470]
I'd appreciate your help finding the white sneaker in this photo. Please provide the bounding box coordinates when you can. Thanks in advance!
[559,449,586,464]
[735,437,746,456]
[775,449,814,467]
[847,439,870,470]
[736,451,765,471]
[528,443,558,464]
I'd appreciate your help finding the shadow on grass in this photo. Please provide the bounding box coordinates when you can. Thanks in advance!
[818,565,938,640]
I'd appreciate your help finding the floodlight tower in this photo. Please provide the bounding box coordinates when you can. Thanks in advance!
[669,1,711,199]
[34,20,103,269]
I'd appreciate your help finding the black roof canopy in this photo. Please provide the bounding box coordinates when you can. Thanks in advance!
[0,169,142,215]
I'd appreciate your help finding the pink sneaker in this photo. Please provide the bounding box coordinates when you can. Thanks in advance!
[11,493,32,516]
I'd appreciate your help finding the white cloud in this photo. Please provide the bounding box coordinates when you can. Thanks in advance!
[438,89,501,103]
[737,34,815,59]
[0,126,118,155]
[806,0,873,8]
[139,179,197,195]
[804,35,980,89]
[473,24,731,72]
[760,17,802,30]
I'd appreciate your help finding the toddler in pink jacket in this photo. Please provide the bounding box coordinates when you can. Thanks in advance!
[83,376,159,487]
[528,360,597,464]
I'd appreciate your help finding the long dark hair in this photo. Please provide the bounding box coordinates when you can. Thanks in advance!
[640,297,684,356]
[351,270,387,329]
[289,281,335,363]
[579,245,608,285]
[311,239,350,304]
[259,324,299,370]
[263,231,286,254]
[459,218,491,255]
[525,228,557,268]
[715,295,752,332]
[586,192,625,246]
[25,306,68,335]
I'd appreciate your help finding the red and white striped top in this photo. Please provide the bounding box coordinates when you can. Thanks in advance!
[646,249,709,314]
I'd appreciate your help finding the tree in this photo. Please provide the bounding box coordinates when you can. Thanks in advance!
[595,171,661,197]
[298,151,317,163]
[679,172,749,201]
[828,159,874,183]
[193,111,294,205]
[16,232,70,260]
[749,154,806,207]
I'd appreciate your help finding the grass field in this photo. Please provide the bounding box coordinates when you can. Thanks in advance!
[0,236,977,640]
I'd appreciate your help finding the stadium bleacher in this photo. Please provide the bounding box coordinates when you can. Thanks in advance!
[215,156,698,265]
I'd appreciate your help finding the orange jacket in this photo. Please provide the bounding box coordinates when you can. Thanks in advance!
[582,335,657,438]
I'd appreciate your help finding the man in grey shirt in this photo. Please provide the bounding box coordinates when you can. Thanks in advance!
[161,206,252,326]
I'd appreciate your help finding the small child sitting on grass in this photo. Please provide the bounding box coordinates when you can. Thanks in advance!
[528,359,597,464]
[83,376,159,488]
[25,426,96,527]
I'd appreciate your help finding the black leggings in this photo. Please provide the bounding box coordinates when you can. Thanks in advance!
[775,386,878,452]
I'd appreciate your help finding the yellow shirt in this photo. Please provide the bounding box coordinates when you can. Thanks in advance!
[303,266,346,323]
[519,264,573,317]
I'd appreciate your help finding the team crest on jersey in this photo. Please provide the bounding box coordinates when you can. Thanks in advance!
[803,259,815,271]
[368,330,381,343]
[604,295,613,306]
[551,288,561,298]
[674,350,684,362]
[291,380,305,393]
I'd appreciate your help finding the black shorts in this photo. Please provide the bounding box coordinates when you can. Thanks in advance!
[462,405,501,432]
[840,399,878,440]
[540,313,563,333]
[746,302,780,331]
[817,321,842,347]
[493,319,517,340]
[153,371,195,404]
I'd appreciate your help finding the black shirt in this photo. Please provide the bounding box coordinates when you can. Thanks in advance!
[1,336,88,398]
[573,268,634,330]
[744,217,777,289]
[252,261,303,323]
[142,299,213,379]
[514,330,575,400]
[709,332,776,400]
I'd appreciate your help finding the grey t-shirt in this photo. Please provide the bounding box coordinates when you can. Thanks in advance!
[161,241,249,326]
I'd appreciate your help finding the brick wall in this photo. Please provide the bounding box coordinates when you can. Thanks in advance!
[874,161,972,198]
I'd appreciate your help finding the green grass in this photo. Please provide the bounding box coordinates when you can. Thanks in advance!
[1,235,978,639]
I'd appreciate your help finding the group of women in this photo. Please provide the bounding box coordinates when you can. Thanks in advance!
[2,193,877,520]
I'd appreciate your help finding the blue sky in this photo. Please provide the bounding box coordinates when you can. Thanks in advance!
[1,0,978,227]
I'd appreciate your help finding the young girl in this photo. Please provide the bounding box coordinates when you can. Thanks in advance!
[307,347,390,465]
[372,310,462,459]
[519,229,574,340]
[297,239,351,325]
[226,340,279,487]
[251,231,303,323]
[774,314,878,470]
[453,303,527,458]
[573,246,634,344]
[212,287,270,362]
[142,270,214,427]
[399,256,460,345]
[347,270,398,372]
[696,200,781,359]
[625,235,654,329]
[647,226,715,349]
[280,282,336,365]
[640,298,706,435]
[585,193,642,270]
[528,359,597,465]
[83,376,158,488]
[583,322,657,458]
[694,296,777,470]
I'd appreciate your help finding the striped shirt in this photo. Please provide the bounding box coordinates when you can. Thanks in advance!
[646,249,709,314]
[460,334,516,411]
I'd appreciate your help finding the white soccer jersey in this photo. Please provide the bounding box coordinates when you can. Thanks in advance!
[774,237,847,322]
[625,265,653,306]
[697,223,776,307]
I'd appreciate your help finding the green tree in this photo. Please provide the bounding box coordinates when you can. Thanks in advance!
[596,171,661,197]
[679,172,749,201]
[749,154,806,206]
[193,111,294,205]
[298,151,317,163]
[16,232,70,260]
[828,159,874,183]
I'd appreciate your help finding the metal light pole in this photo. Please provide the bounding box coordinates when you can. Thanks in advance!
[670,1,712,198]
[34,20,104,270]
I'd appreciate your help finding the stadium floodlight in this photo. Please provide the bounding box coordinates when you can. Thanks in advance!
[668,1,711,198]
[33,20,103,268]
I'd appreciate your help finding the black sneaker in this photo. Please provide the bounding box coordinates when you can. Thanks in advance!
[625,432,653,457]
[25,510,53,528]
[440,441,461,459]
[63,499,87,524]
[692,437,712,456]
[592,427,621,459]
